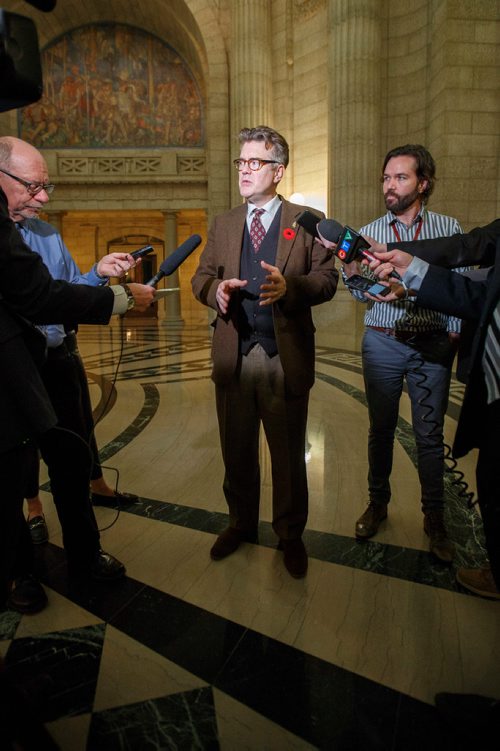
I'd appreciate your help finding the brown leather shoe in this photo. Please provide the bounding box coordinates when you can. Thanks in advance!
[456,567,500,600]
[424,510,455,563]
[210,527,257,561]
[7,575,48,614]
[355,502,388,539]
[279,538,308,578]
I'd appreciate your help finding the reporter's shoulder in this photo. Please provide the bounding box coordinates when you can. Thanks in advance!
[359,213,386,237]
[23,217,59,238]
[424,209,462,234]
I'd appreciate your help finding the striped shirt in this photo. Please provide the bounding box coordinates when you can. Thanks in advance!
[347,208,465,332]
[483,300,500,404]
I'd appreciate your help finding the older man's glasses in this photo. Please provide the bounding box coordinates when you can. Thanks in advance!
[233,158,279,172]
[0,167,55,196]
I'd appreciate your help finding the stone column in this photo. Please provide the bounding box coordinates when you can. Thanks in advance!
[161,210,182,324]
[327,0,384,228]
[230,0,273,205]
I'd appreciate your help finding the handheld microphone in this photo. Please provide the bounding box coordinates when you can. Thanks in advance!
[130,245,154,260]
[317,219,403,281]
[146,234,202,287]
[25,0,57,10]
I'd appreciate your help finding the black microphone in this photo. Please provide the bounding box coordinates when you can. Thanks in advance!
[26,0,57,10]
[146,234,202,287]
[317,219,403,281]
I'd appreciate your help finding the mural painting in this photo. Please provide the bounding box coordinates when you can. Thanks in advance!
[20,23,203,149]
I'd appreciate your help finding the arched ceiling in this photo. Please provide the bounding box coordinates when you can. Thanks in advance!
[1,0,209,96]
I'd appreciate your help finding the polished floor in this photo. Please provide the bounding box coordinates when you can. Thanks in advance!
[1,289,499,750]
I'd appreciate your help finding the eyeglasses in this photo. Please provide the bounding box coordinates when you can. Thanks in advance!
[233,158,279,172]
[0,167,55,196]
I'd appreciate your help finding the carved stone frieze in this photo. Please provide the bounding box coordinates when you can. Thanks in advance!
[55,154,206,180]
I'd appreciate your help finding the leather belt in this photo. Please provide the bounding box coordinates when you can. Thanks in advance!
[367,326,445,342]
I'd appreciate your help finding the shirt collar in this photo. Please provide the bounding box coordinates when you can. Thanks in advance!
[246,194,281,219]
[386,206,425,227]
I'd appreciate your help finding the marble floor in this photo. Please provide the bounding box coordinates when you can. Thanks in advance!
[1,289,499,750]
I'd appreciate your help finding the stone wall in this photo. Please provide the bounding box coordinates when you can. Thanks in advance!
[0,0,497,279]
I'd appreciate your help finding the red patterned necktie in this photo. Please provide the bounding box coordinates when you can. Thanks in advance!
[250,208,266,253]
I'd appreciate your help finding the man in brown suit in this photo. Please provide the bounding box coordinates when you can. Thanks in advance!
[192,126,338,577]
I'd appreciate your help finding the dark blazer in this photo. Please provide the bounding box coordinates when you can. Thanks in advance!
[191,198,338,395]
[402,223,500,458]
[0,189,115,452]
[0,192,114,326]
[388,218,499,268]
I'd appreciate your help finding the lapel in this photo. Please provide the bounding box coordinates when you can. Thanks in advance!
[222,198,305,275]
[224,203,247,278]
[275,198,303,271]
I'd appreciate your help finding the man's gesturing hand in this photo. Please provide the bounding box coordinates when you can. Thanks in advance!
[216,278,248,314]
[259,261,286,306]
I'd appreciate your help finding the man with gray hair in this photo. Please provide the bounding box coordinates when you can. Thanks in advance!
[192,126,338,578]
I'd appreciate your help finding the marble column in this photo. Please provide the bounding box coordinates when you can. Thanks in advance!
[327,0,383,228]
[230,0,273,205]
[161,210,182,324]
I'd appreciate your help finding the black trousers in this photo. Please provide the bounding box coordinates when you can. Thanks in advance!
[35,342,101,570]
[476,399,500,589]
[0,442,35,603]
[25,336,103,498]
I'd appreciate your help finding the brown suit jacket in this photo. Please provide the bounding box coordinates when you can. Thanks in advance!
[192,198,338,395]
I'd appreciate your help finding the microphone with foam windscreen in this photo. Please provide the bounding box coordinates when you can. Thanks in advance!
[25,0,57,10]
[146,234,202,286]
[317,219,403,281]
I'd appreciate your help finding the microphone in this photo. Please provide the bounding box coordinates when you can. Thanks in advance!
[26,0,57,10]
[146,234,202,287]
[317,219,403,281]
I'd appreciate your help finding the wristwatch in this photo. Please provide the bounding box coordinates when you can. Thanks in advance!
[122,283,135,311]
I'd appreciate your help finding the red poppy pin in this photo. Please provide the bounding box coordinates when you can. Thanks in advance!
[283,227,296,240]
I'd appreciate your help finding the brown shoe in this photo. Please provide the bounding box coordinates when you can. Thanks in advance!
[456,567,500,600]
[355,502,388,539]
[424,510,455,563]
[279,538,308,578]
[210,527,257,561]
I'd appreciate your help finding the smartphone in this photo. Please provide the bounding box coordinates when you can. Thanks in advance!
[130,245,154,260]
[344,274,391,297]
[294,210,323,238]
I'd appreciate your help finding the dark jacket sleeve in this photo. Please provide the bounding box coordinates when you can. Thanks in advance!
[388,219,500,268]
[0,306,57,452]
[417,265,489,322]
[0,190,114,325]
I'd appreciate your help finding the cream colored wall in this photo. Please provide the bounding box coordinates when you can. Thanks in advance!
[272,0,329,213]
[425,0,499,227]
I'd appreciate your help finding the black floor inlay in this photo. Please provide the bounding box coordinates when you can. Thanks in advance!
[37,563,456,750]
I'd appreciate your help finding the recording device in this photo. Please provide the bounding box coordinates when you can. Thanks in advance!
[317,218,403,282]
[0,2,57,112]
[294,210,323,238]
[317,219,372,263]
[130,245,154,260]
[0,10,43,111]
[146,234,202,286]
[344,274,391,297]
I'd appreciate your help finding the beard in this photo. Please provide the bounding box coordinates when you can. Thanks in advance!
[384,187,421,214]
